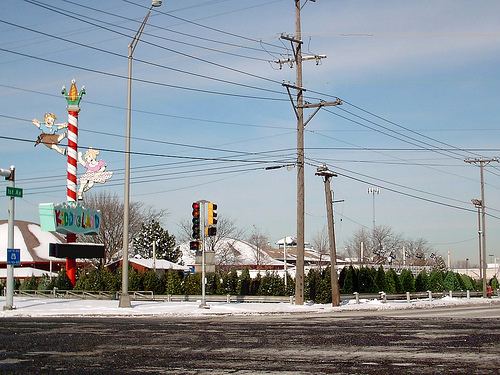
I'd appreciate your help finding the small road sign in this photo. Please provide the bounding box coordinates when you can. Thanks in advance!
[6,186,23,198]
[7,248,20,265]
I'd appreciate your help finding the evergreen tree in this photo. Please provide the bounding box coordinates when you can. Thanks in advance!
[142,270,160,293]
[358,267,375,293]
[165,271,183,295]
[459,274,474,291]
[400,269,415,292]
[490,276,499,289]
[225,269,239,294]
[238,269,251,295]
[428,270,445,292]
[21,275,39,290]
[375,265,386,292]
[132,219,181,263]
[183,273,201,295]
[342,266,356,294]
[338,266,347,292]
[37,274,54,291]
[384,269,398,294]
[128,268,143,291]
[284,272,295,297]
[53,270,73,290]
[205,272,218,295]
[249,273,261,295]
[443,271,461,292]
[305,268,321,300]
[315,267,332,304]
[415,269,429,292]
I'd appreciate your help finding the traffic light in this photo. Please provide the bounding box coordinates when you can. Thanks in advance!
[192,202,200,239]
[208,202,217,225]
[189,241,200,251]
[207,202,217,237]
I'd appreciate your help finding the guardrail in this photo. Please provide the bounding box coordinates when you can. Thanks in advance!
[8,289,498,304]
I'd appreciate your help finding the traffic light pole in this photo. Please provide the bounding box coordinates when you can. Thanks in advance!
[1,166,15,310]
[199,200,208,308]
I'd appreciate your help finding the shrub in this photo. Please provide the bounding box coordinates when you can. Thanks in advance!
[20,275,39,291]
[415,269,429,292]
[238,269,251,295]
[400,269,415,293]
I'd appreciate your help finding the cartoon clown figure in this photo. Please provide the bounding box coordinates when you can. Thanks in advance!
[77,147,113,200]
[32,112,67,155]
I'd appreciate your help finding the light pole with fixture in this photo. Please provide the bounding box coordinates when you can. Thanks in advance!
[120,0,163,308]
[367,187,380,231]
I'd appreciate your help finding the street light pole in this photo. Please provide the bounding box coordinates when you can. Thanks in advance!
[120,0,163,308]
[471,198,483,282]
[367,187,380,230]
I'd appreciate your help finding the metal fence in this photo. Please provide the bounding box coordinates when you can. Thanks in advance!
[8,288,498,304]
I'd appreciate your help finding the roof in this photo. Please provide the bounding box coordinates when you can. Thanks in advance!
[107,257,188,271]
[0,267,58,279]
[0,220,64,263]
[179,238,285,267]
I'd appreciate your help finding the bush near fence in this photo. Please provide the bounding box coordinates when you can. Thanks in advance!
[14,266,495,303]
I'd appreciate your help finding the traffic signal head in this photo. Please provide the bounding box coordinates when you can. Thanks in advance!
[189,240,200,251]
[208,202,217,226]
[192,202,200,239]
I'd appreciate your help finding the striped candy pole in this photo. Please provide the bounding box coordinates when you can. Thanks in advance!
[62,79,85,285]
[66,109,78,202]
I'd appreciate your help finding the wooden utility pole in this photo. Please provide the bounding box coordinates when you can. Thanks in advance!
[278,1,341,305]
[316,164,341,306]
[465,157,499,297]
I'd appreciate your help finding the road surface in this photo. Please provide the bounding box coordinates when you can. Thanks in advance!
[0,304,499,374]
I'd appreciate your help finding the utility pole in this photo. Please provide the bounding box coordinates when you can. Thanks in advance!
[278,0,342,305]
[316,164,341,307]
[465,157,499,297]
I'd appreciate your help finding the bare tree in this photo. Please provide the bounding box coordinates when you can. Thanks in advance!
[342,225,434,266]
[247,225,269,267]
[343,227,371,260]
[312,227,329,269]
[404,237,433,266]
[79,191,165,263]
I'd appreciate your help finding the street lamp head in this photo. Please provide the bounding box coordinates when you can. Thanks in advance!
[152,0,162,7]
[471,198,482,208]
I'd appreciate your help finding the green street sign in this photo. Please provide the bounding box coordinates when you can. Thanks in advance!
[6,186,23,198]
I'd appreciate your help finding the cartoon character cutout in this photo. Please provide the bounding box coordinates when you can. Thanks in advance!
[77,148,113,200]
[32,112,67,155]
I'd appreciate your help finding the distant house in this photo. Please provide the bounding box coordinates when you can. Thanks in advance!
[179,238,286,271]
[0,220,66,278]
[106,257,188,275]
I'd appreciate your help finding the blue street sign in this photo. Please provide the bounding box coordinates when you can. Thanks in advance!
[7,248,20,265]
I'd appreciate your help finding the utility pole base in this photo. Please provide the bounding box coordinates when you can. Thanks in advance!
[118,293,132,308]
[3,305,15,311]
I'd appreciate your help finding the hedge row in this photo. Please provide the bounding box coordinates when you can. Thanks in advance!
[13,266,499,304]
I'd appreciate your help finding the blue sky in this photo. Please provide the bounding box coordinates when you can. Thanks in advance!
[1,0,500,265]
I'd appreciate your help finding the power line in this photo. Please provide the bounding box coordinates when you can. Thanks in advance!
[24,0,290,90]
[120,0,288,52]
[305,159,500,220]
[0,86,292,130]
[0,47,286,102]
[0,18,285,97]
[57,0,278,62]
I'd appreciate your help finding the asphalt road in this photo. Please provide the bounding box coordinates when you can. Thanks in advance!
[0,304,499,374]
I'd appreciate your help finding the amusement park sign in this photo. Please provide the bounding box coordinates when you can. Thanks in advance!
[39,202,101,235]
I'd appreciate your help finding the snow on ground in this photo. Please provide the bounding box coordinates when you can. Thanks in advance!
[0,295,497,318]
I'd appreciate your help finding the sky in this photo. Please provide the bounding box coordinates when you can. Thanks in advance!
[1,0,500,265]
